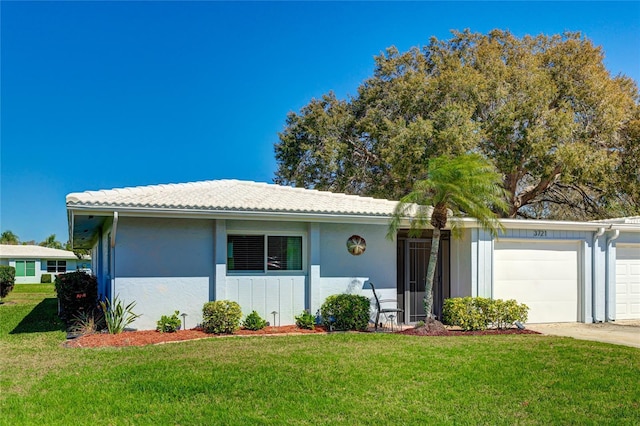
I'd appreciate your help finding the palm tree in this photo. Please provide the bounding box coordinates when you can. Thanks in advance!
[39,234,63,249]
[0,230,20,245]
[388,153,507,320]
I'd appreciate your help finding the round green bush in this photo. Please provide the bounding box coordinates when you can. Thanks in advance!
[202,300,242,334]
[295,310,316,330]
[320,293,371,331]
[156,311,181,333]
[243,310,267,330]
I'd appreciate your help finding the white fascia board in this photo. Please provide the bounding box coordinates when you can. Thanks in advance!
[69,205,637,231]
[0,254,77,260]
[610,223,640,233]
[67,205,394,226]
[453,217,618,232]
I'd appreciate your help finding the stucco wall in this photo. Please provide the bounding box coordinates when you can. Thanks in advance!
[93,218,113,299]
[113,217,214,330]
[615,231,640,246]
[316,222,396,316]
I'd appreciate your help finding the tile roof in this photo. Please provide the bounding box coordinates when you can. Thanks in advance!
[0,244,78,259]
[591,216,640,224]
[66,179,399,217]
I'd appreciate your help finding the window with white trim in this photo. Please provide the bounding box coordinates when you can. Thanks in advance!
[47,260,67,273]
[227,235,303,272]
[15,260,36,277]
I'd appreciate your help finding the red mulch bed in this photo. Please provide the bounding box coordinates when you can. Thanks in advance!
[63,325,326,348]
[398,327,540,336]
[63,325,539,348]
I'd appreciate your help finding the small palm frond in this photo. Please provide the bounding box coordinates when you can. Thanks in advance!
[388,153,507,238]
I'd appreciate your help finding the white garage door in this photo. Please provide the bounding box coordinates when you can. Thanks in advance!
[494,240,579,323]
[616,245,640,320]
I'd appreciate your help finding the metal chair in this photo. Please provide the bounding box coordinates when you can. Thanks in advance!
[368,282,403,331]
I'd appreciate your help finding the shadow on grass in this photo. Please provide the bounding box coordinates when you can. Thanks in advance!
[10,298,66,334]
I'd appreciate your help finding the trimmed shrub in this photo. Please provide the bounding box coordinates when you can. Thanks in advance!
[0,265,16,299]
[54,271,98,321]
[157,311,181,333]
[442,297,529,331]
[493,299,529,328]
[243,310,267,331]
[41,273,52,284]
[320,294,371,331]
[295,310,316,330]
[442,297,487,331]
[202,300,242,334]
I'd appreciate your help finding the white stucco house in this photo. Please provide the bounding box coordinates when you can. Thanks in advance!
[66,180,640,330]
[0,244,90,284]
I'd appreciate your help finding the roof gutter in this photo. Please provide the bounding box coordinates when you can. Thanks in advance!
[66,205,397,226]
[68,210,75,249]
[605,229,620,322]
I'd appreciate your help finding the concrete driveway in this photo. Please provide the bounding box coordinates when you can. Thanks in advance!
[527,320,640,348]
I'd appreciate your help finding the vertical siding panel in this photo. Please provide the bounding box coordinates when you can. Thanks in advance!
[264,278,279,322]
[238,278,252,313]
[251,278,266,316]
[224,275,306,325]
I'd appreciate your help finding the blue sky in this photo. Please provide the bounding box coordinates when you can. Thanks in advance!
[1,1,639,243]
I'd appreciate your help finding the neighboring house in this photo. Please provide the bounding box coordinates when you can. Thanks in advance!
[66,180,640,330]
[0,244,90,284]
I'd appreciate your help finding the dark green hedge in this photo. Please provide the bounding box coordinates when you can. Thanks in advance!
[54,271,98,321]
[0,265,16,298]
[442,297,529,331]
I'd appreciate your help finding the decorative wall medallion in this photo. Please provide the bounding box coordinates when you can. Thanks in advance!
[346,235,366,256]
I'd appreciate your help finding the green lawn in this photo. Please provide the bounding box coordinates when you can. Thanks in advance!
[1,285,638,425]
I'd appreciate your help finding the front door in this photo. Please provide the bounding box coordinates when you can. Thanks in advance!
[406,239,430,323]
[397,232,450,323]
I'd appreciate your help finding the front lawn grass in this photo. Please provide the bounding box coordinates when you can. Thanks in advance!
[1,285,638,425]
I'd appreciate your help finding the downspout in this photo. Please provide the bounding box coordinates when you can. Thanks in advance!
[592,227,605,323]
[68,211,75,249]
[605,229,620,322]
[110,212,118,301]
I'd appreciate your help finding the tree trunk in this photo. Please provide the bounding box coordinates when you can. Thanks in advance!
[424,227,441,319]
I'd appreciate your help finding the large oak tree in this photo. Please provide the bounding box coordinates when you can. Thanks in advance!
[275,30,639,219]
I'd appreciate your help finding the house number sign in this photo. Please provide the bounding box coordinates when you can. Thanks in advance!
[533,230,547,237]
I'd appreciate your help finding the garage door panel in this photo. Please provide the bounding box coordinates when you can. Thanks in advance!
[495,247,576,261]
[616,245,640,320]
[495,261,577,281]
[498,280,576,302]
[494,241,579,323]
